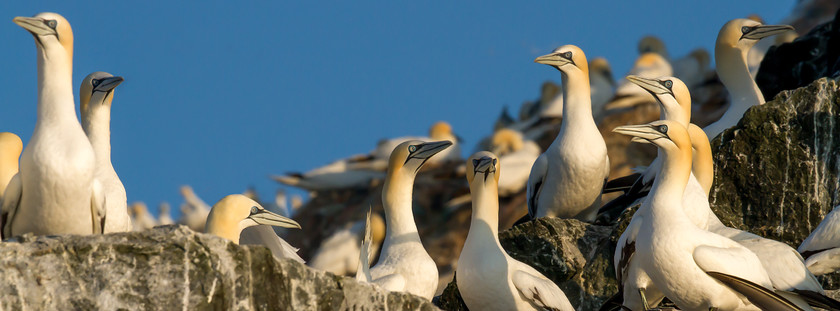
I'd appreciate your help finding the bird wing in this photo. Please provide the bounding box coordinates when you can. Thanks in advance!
[602,173,642,194]
[804,248,840,276]
[614,216,642,286]
[240,225,305,264]
[705,272,804,311]
[91,178,105,234]
[1,173,22,239]
[526,153,548,218]
[799,205,840,254]
[512,267,575,311]
[737,238,823,293]
[693,244,770,287]
[356,207,373,283]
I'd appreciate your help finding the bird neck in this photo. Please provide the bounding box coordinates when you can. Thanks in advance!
[205,219,242,245]
[36,45,78,125]
[559,71,595,132]
[469,179,500,237]
[649,145,692,220]
[82,105,113,164]
[716,45,764,111]
[382,170,421,239]
[688,125,714,197]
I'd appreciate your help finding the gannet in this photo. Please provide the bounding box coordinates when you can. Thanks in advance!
[177,185,211,232]
[604,53,673,110]
[489,129,541,196]
[0,133,23,201]
[358,140,451,299]
[3,13,105,238]
[129,202,157,231]
[528,45,609,221]
[310,212,385,276]
[271,156,386,191]
[157,202,174,225]
[703,19,794,140]
[80,72,132,233]
[614,121,801,311]
[240,224,305,264]
[205,195,302,261]
[673,48,712,90]
[457,152,574,311]
[637,35,668,59]
[799,205,840,276]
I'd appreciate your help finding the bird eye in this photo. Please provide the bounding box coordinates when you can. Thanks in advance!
[664,80,673,89]
[741,26,751,34]
[46,20,57,29]
[250,206,258,214]
[92,79,101,87]
[658,125,668,133]
[408,145,417,153]
[564,52,572,59]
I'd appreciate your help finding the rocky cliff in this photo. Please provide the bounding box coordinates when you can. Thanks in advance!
[0,225,438,310]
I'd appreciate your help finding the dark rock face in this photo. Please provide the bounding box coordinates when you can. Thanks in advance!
[0,225,438,310]
[710,78,840,283]
[756,9,840,101]
[434,218,617,310]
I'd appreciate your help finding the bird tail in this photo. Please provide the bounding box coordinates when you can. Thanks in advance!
[706,271,804,311]
[790,289,840,311]
[356,206,373,283]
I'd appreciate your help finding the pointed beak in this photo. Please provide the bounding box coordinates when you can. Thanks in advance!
[410,140,453,160]
[613,124,665,144]
[742,24,795,40]
[13,16,55,36]
[472,156,497,175]
[534,53,571,67]
[248,209,301,229]
[94,76,125,93]
[626,75,668,95]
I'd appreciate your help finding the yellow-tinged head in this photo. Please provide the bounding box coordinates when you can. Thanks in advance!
[613,120,691,158]
[626,75,691,125]
[535,45,589,80]
[205,194,301,244]
[429,121,454,140]
[490,128,524,156]
[14,12,74,60]
[80,72,124,117]
[387,140,452,176]
[717,18,794,52]
[0,133,23,161]
[589,57,615,86]
[466,151,500,186]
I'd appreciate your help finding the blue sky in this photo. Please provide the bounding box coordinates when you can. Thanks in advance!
[0,1,792,218]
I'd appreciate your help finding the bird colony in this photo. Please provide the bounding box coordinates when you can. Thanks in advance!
[1,10,839,311]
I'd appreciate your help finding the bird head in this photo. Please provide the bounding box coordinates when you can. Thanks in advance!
[466,151,500,186]
[626,75,691,125]
[14,12,74,60]
[387,140,452,175]
[205,194,300,244]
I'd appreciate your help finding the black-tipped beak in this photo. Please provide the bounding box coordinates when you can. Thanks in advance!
[13,16,55,37]
[472,156,496,174]
[248,208,301,229]
[409,140,453,160]
[741,24,794,40]
[93,76,124,93]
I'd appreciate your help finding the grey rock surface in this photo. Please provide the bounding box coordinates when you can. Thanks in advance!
[0,225,438,310]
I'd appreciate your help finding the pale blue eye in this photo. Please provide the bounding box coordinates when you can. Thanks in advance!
[664,80,672,88]
[250,206,258,214]
[659,125,668,133]
[408,145,417,153]
[46,20,57,29]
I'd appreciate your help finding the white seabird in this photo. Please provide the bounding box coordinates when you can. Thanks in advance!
[271,156,386,191]
[614,120,801,311]
[177,185,211,232]
[528,45,610,221]
[703,19,794,140]
[489,129,541,196]
[589,57,617,118]
[310,212,385,276]
[80,72,132,233]
[129,202,158,231]
[157,202,174,225]
[799,205,840,276]
[205,194,302,263]
[357,140,451,300]
[0,133,23,202]
[458,151,574,311]
[3,13,105,238]
[369,121,462,165]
